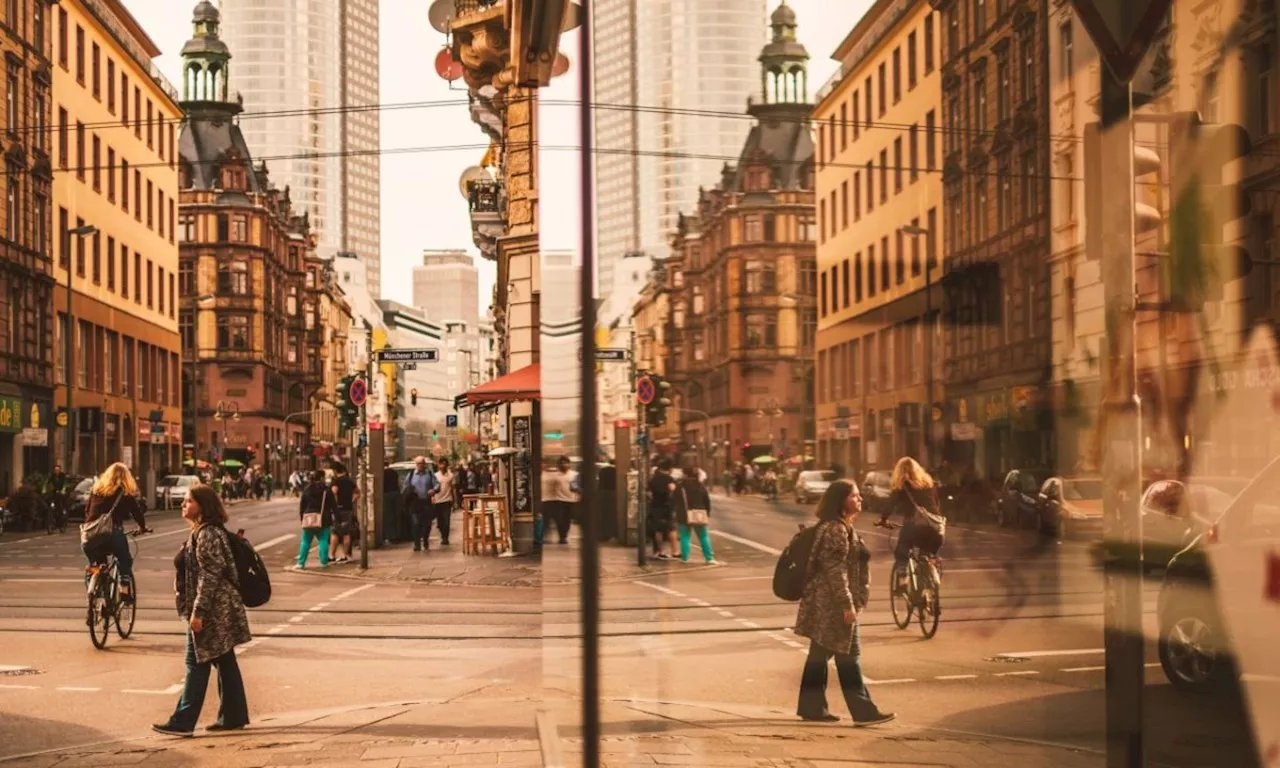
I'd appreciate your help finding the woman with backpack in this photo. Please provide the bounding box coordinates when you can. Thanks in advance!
[293,470,336,570]
[153,485,251,736]
[878,457,945,578]
[793,479,894,727]
[671,465,718,564]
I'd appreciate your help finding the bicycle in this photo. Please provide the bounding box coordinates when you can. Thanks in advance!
[85,528,150,649]
[875,520,941,639]
[44,493,68,535]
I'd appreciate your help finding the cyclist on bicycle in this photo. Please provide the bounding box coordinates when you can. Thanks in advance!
[82,463,150,598]
[877,457,945,585]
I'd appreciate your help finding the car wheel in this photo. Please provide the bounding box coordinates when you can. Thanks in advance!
[1158,607,1234,693]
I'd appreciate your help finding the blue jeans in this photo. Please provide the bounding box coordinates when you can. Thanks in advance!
[677,524,714,562]
[297,526,330,567]
[797,628,880,721]
[82,527,133,588]
[166,630,249,731]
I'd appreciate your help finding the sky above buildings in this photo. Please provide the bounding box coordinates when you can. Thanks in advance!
[123,0,871,313]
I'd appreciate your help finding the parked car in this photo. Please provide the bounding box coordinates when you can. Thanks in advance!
[156,475,201,510]
[861,471,893,517]
[1157,458,1280,693]
[1035,476,1102,540]
[794,470,837,504]
[1140,480,1235,570]
[993,469,1042,528]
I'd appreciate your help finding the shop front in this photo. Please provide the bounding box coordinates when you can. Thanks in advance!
[0,396,54,496]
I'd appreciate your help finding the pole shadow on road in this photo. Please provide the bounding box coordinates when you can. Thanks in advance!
[934,684,1261,768]
[0,714,113,762]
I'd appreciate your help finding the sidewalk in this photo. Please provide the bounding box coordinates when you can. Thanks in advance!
[0,695,1109,768]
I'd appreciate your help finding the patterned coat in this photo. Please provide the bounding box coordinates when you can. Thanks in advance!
[174,524,252,663]
[793,519,871,655]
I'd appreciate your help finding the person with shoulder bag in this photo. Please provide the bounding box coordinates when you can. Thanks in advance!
[80,463,150,596]
[153,485,251,737]
[293,470,336,570]
[793,479,894,727]
[878,457,946,582]
[673,465,718,565]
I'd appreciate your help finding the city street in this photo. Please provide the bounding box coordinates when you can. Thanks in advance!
[543,492,1262,767]
[0,497,542,762]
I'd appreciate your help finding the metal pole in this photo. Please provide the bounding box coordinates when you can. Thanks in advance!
[1097,66,1144,768]
[636,384,648,567]
[577,7,601,763]
[925,256,933,467]
[64,227,74,474]
[360,325,373,570]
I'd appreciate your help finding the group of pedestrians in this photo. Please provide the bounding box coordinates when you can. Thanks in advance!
[401,456,468,552]
[291,463,361,569]
[646,458,718,564]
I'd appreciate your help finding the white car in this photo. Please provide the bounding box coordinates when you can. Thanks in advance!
[795,470,837,504]
[156,475,201,510]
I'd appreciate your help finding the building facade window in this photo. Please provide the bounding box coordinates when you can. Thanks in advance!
[218,261,250,295]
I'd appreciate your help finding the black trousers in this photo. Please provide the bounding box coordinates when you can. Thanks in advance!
[797,637,881,721]
[434,502,453,544]
[545,500,571,543]
[409,501,433,548]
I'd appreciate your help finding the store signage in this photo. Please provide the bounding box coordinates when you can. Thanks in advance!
[0,397,21,432]
[511,415,532,515]
[22,428,47,446]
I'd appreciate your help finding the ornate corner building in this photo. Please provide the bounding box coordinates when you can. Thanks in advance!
[0,0,54,493]
[663,3,818,475]
[177,2,350,476]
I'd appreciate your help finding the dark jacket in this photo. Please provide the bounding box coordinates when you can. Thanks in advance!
[648,471,675,512]
[671,480,711,526]
[886,484,940,525]
[174,524,252,663]
[85,489,146,529]
[299,483,337,528]
[793,519,871,654]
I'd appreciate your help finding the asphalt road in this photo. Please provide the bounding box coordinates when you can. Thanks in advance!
[0,492,1263,766]
[543,492,1263,768]
[0,496,541,760]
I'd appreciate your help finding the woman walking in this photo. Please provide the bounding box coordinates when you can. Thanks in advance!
[293,470,336,570]
[794,479,895,726]
[672,465,718,564]
[152,485,250,736]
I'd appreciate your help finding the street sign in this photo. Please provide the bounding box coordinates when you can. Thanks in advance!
[636,376,656,405]
[349,376,368,407]
[1067,0,1174,84]
[595,348,629,362]
[375,348,439,363]
[445,414,458,428]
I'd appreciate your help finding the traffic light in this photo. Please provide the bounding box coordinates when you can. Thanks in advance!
[644,373,671,427]
[1166,113,1253,309]
[336,374,359,434]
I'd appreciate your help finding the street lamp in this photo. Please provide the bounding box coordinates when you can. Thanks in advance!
[900,223,935,467]
[212,400,240,466]
[755,397,783,455]
[63,223,98,473]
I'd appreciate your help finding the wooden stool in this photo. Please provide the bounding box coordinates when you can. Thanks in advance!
[462,494,511,555]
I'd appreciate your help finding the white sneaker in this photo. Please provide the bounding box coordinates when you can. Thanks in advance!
[705,559,723,566]
[288,564,305,571]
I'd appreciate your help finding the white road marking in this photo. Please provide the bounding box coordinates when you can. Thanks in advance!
[707,530,781,556]
[0,684,38,690]
[56,686,101,692]
[995,670,1040,677]
[936,674,979,680]
[331,583,377,602]
[255,533,296,551]
[715,609,734,618]
[735,619,763,629]
[997,648,1104,659]
[866,678,916,685]
[122,683,183,695]
[1061,666,1106,673]
[0,665,33,673]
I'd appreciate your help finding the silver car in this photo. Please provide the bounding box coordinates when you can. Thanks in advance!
[795,470,837,504]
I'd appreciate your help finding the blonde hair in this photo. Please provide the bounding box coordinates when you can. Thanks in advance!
[91,462,139,497]
[891,456,935,491]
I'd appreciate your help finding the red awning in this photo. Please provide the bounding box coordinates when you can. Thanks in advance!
[461,363,540,407]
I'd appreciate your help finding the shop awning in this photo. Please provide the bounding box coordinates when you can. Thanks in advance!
[460,363,540,407]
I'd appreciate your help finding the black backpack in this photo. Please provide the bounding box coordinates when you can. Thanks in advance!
[773,524,820,602]
[224,528,272,608]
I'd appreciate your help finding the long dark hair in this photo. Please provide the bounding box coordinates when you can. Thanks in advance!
[186,484,229,527]
[816,479,856,522]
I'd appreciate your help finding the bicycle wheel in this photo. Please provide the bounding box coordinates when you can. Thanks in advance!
[917,578,940,639]
[889,562,912,629]
[115,579,136,639]
[87,586,111,649]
